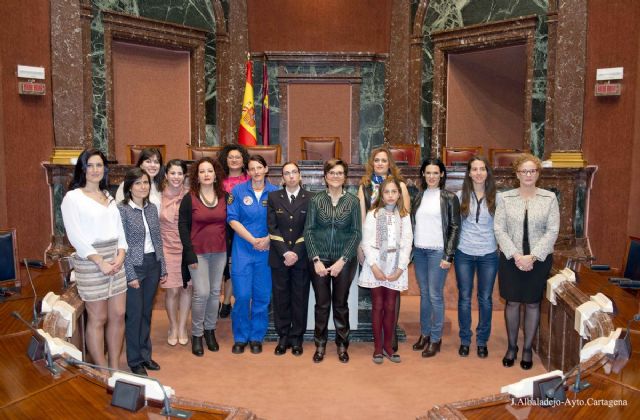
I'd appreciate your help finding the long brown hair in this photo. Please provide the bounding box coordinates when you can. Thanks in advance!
[360,146,405,186]
[189,157,226,199]
[460,156,496,217]
[372,176,409,217]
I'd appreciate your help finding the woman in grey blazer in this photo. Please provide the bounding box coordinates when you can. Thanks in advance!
[494,153,560,369]
[494,153,559,370]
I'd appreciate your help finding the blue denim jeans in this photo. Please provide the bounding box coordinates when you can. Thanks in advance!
[454,249,499,346]
[413,248,449,342]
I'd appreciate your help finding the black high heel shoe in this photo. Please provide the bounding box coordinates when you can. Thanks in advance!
[520,348,533,370]
[502,346,518,367]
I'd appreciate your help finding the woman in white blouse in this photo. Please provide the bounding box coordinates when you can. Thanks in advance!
[358,176,412,364]
[61,149,127,370]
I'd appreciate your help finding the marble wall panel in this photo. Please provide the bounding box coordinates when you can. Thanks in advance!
[89,0,218,151]
[419,0,549,157]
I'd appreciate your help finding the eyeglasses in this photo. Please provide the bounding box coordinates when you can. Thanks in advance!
[517,169,538,176]
[327,171,345,178]
[228,155,243,160]
[283,170,299,177]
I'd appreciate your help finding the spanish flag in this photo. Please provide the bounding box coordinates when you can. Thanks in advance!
[238,57,257,146]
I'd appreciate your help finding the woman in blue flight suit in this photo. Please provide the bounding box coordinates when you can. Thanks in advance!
[227,155,279,354]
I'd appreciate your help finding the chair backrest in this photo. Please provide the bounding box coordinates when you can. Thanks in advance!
[188,145,224,161]
[623,236,640,280]
[490,148,523,168]
[128,144,167,165]
[0,228,18,283]
[247,145,282,165]
[300,137,341,161]
[442,146,483,166]
[388,144,421,166]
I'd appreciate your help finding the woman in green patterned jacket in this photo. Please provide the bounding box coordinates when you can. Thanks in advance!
[304,158,361,364]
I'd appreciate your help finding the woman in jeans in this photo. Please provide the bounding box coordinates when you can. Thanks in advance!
[178,157,227,357]
[454,156,498,359]
[411,158,460,358]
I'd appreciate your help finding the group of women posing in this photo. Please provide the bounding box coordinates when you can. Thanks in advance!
[61,143,558,371]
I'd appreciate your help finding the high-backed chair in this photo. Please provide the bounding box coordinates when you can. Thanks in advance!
[489,148,523,168]
[442,146,483,167]
[128,144,167,165]
[0,228,19,285]
[247,144,281,165]
[388,144,421,165]
[300,137,341,161]
[188,145,224,161]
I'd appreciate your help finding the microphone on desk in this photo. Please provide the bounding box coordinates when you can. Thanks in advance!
[299,148,327,165]
[608,277,640,289]
[11,311,61,377]
[64,357,191,418]
[23,258,41,327]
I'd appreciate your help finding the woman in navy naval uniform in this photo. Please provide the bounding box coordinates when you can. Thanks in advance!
[267,162,314,356]
[227,155,279,354]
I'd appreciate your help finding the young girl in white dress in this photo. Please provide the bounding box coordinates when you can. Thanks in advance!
[358,176,413,364]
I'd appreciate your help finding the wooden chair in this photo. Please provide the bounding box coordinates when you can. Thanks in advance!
[300,137,341,161]
[489,148,523,168]
[622,236,640,281]
[388,144,421,165]
[0,228,19,285]
[188,145,224,161]
[247,144,282,165]
[127,144,167,165]
[442,146,483,167]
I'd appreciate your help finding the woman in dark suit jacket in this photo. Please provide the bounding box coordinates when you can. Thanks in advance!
[118,167,167,375]
[267,162,314,356]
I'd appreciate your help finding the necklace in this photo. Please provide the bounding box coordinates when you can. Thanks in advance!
[200,191,217,207]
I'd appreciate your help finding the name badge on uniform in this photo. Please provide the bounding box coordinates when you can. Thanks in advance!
[276,208,284,214]
[243,196,253,206]
[262,199,268,207]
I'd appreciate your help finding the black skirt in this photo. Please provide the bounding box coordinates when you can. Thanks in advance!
[498,252,553,304]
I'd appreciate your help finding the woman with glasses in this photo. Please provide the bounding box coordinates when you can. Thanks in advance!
[495,153,559,370]
[304,159,361,363]
[218,144,251,318]
[227,155,279,355]
[454,156,498,359]
[411,158,460,358]
[267,162,314,356]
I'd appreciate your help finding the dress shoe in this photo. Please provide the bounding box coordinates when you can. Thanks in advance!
[219,303,232,319]
[178,332,189,346]
[312,348,325,363]
[232,342,247,354]
[412,335,430,351]
[337,351,350,363]
[274,344,288,356]
[143,359,160,371]
[477,346,489,358]
[167,329,178,346]
[422,340,441,358]
[192,335,204,357]
[249,341,262,354]
[203,329,219,352]
[458,345,470,357]
[502,346,518,367]
[383,349,401,363]
[291,345,303,356]
[131,364,147,376]
[520,348,533,370]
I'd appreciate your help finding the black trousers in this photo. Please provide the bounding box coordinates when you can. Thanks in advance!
[310,259,357,349]
[271,264,311,346]
[126,253,160,368]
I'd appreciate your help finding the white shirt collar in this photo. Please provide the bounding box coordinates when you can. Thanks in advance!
[128,200,147,210]
[285,186,301,198]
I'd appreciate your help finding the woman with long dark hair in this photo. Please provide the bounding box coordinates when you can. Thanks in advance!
[61,148,127,370]
[116,147,164,210]
[178,157,228,356]
[454,156,498,358]
[411,158,460,358]
[118,168,167,375]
